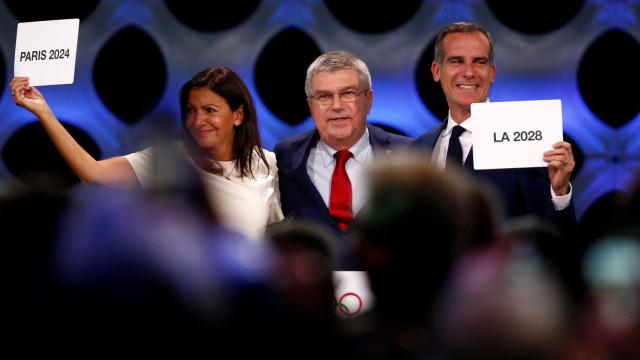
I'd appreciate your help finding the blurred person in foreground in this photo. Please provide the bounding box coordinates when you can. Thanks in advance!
[266,221,348,359]
[10,67,283,239]
[350,151,495,359]
[573,176,640,359]
[579,235,640,360]
[0,188,69,358]
[436,228,572,360]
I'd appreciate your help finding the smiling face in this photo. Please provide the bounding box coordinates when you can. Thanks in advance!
[432,31,496,122]
[185,87,243,160]
[307,69,372,151]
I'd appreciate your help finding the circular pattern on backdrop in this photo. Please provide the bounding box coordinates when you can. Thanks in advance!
[325,0,422,34]
[254,27,321,126]
[5,0,100,22]
[578,29,640,128]
[486,0,585,34]
[0,1,638,221]
[415,37,448,121]
[93,26,167,125]
[1,121,101,191]
[164,0,261,32]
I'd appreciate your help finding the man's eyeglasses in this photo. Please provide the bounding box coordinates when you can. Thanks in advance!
[308,88,369,105]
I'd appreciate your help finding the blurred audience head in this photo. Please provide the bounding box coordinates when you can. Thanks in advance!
[354,151,485,326]
[437,236,570,360]
[581,235,640,359]
[1,188,69,358]
[51,185,225,359]
[502,216,587,305]
[268,220,337,319]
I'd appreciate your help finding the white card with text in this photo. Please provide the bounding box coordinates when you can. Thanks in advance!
[472,100,563,170]
[14,18,79,86]
[333,271,375,318]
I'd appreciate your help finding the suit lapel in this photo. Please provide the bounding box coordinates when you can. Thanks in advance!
[290,131,339,230]
[290,131,318,175]
[368,124,393,158]
[431,121,447,150]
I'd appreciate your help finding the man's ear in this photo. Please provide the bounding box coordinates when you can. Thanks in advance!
[431,61,441,82]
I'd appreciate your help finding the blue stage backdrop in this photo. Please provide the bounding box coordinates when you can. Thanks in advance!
[0,0,639,220]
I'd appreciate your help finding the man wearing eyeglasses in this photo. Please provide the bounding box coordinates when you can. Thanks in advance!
[274,50,411,263]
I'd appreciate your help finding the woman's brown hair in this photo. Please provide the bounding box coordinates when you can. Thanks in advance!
[179,67,269,178]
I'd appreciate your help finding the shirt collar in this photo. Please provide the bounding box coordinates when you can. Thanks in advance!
[317,127,370,167]
[442,114,474,137]
[442,99,491,137]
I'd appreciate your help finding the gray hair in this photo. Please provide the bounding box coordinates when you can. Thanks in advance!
[304,50,372,97]
[434,22,494,64]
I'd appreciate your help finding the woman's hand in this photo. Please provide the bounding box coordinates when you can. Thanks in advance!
[10,77,51,117]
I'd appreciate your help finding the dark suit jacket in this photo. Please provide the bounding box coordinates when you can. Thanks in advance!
[412,121,576,231]
[274,124,412,242]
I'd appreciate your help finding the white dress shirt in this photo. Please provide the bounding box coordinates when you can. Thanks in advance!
[431,115,475,170]
[307,128,374,216]
[431,112,572,211]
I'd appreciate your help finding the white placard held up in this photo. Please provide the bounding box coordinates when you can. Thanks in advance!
[472,100,563,170]
[333,271,375,318]
[14,18,79,86]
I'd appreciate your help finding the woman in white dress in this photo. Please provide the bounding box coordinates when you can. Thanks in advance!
[10,67,283,239]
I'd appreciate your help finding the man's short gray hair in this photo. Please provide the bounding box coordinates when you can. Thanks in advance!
[434,22,494,64]
[305,50,372,97]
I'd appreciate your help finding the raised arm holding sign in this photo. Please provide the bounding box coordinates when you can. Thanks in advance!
[10,66,284,240]
[412,22,576,230]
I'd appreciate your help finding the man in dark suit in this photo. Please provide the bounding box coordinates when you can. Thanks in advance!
[274,50,411,249]
[412,22,576,230]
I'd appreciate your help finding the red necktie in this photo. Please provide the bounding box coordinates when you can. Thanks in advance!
[329,150,353,231]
